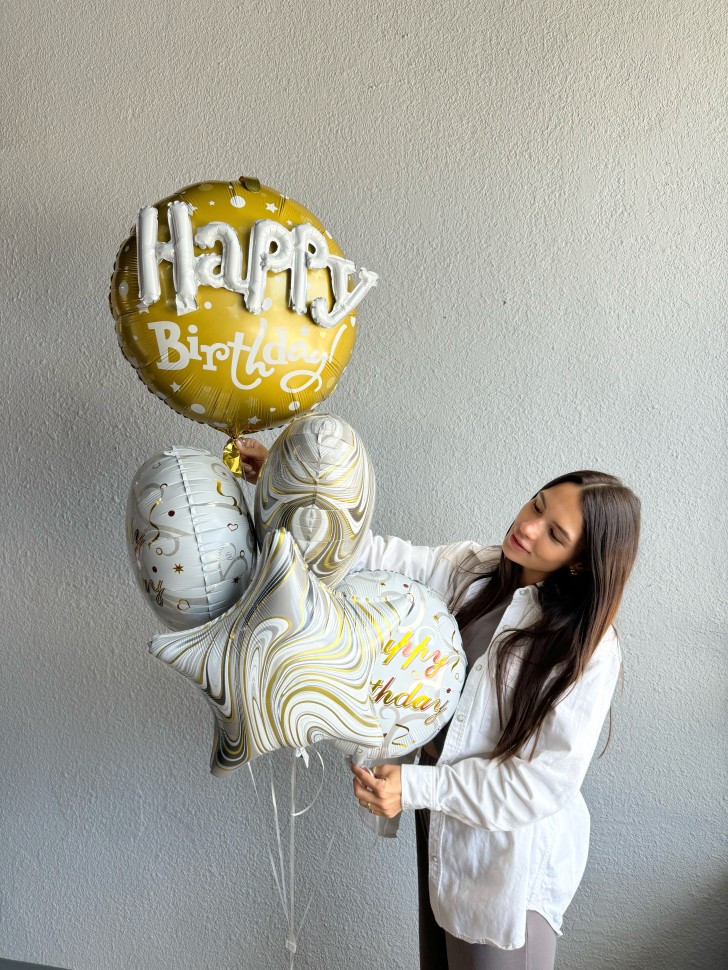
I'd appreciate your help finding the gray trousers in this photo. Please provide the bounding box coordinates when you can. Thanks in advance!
[415,808,557,970]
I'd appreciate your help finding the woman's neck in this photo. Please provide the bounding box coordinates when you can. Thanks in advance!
[517,567,548,588]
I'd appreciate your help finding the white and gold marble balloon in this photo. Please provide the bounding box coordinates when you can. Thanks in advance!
[149,530,464,771]
[254,413,375,587]
[127,447,257,631]
[150,530,390,771]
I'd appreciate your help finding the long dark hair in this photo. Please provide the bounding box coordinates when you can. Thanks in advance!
[453,471,640,763]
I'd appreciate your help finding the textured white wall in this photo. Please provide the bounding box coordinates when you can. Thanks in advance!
[1,1,725,968]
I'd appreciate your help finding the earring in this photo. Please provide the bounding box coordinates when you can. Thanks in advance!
[569,567,579,576]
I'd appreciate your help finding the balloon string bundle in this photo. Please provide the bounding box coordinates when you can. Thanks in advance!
[247,747,335,968]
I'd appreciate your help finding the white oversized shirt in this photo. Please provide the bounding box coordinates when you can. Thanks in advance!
[352,533,622,950]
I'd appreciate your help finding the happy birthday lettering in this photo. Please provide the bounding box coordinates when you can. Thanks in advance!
[148,317,348,393]
[382,632,450,678]
[371,633,454,726]
[136,203,378,325]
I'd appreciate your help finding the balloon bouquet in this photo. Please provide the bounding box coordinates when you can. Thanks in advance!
[111,178,465,963]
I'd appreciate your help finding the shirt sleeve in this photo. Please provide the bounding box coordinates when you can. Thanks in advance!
[398,632,622,830]
[351,531,485,604]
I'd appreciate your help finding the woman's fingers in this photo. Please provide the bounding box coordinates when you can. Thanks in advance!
[354,778,381,816]
[350,762,401,817]
[235,437,267,457]
[349,762,403,819]
[351,763,384,793]
[234,437,268,483]
[352,765,381,809]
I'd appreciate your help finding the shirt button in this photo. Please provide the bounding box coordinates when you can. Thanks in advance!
[430,855,438,864]
[475,663,483,671]
[456,714,465,722]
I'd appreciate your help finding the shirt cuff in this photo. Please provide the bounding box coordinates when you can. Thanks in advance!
[400,764,438,811]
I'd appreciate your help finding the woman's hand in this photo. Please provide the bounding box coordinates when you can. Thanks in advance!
[234,437,269,484]
[351,762,402,818]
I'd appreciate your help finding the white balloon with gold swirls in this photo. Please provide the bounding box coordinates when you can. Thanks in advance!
[127,447,257,631]
[254,413,375,587]
[149,530,465,772]
[150,530,392,771]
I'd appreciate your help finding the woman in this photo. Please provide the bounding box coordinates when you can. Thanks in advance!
[236,441,640,970]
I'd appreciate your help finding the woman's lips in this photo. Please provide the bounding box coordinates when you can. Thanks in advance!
[509,532,528,553]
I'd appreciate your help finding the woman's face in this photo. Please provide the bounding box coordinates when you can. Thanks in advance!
[503,482,585,585]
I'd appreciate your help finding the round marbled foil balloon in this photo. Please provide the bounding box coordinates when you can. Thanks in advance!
[127,447,257,630]
[255,413,375,587]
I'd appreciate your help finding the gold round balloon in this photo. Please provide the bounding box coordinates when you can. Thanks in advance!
[110,179,376,437]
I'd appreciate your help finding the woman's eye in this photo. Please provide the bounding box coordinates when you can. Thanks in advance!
[549,529,562,544]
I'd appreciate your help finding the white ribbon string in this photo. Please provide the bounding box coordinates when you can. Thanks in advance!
[247,746,337,968]
[270,757,290,917]
[295,821,336,939]
[287,749,298,966]
[291,747,326,817]
[246,761,288,918]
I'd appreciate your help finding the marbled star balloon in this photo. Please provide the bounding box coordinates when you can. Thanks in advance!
[149,530,465,772]
[151,530,390,772]
[127,447,257,631]
[255,413,375,587]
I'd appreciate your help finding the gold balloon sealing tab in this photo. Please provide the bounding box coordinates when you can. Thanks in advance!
[223,438,244,477]
[239,176,261,192]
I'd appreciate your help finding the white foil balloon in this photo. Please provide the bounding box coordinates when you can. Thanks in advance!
[255,413,375,587]
[127,447,257,631]
[333,570,465,762]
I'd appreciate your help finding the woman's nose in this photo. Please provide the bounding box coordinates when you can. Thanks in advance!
[520,518,539,538]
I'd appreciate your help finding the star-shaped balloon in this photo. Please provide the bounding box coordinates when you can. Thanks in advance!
[150,530,403,773]
[150,529,465,773]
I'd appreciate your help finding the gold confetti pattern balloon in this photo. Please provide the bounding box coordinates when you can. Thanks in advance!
[149,531,465,772]
[110,179,378,437]
[255,413,375,587]
[127,447,257,630]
